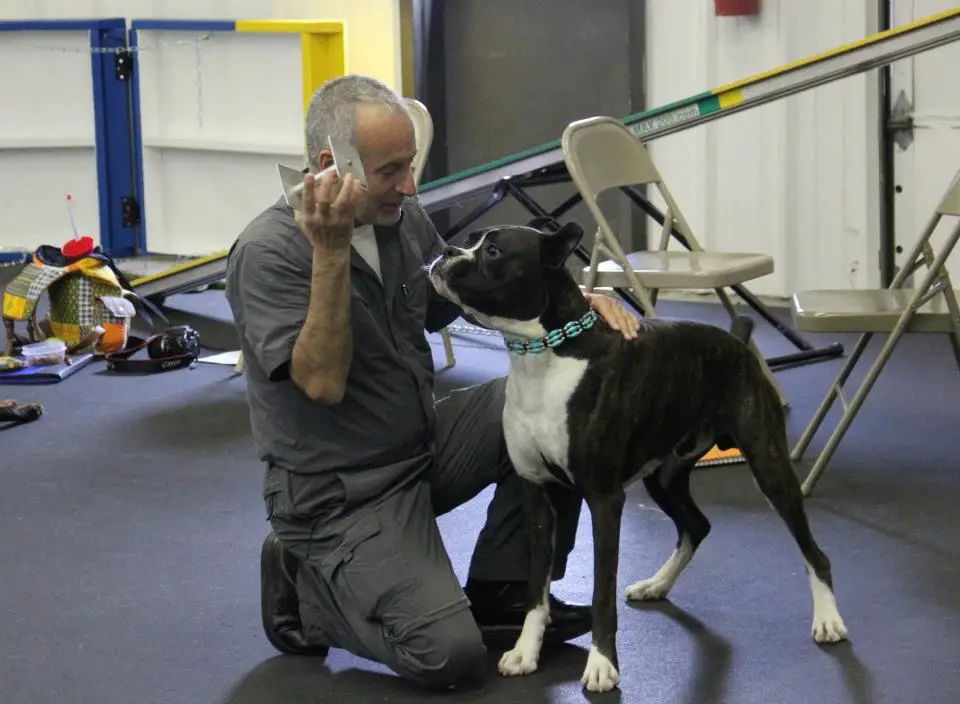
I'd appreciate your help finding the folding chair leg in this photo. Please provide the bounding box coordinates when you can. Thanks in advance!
[581,227,603,294]
[791,332,873,463]
[800,326,906,496]
[440,328,456,369]
[592,222,660,316]
[938,276,960,373]
[799,224,960,494]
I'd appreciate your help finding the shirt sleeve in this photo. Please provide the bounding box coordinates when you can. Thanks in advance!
[406,199,464,332]
[226,241,309,382]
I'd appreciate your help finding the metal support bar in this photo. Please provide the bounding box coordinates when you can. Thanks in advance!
[441,180,510,242]
[528,190,586,223]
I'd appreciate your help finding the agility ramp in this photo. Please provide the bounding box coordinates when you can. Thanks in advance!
[124,250,231,301]
[420,6,960,374]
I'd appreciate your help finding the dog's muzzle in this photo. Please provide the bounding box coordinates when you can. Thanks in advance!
[426,254,451,296]
[428,247,472,302]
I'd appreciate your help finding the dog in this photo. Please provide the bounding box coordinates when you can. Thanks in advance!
[427,221,848,692]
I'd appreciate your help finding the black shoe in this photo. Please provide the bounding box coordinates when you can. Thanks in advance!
[260,532,329,657]
[464,579,592,648]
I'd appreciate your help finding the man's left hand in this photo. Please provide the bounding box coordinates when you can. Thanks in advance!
[584,293,640,340]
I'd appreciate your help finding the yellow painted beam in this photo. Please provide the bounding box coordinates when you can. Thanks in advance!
[717,89,743,109]
[234,19,347,112]
[235,20,343,34]
[300,28,346,111]
[397,0,415,98]
[712,6,960,95]
[129,250,229,287]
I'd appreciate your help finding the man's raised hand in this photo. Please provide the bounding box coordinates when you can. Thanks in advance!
[295,169,364,252]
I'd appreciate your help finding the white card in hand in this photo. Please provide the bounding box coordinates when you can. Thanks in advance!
[277,136,368,212]
[277,163,309,211]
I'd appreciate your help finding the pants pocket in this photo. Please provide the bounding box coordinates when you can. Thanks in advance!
[317,496,470,645]
[318,508,387,618]
[263,465,288,520]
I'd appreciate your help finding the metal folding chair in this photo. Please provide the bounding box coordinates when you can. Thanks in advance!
[404,98,432,184]
[560,115,787,406]
[405,98,456,369]
[790,167,960,495]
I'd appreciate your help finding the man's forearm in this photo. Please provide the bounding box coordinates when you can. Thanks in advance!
[291,247,352,403]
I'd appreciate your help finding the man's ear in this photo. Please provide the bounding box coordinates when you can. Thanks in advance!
[540,222,584,269]
[317,149,334,171]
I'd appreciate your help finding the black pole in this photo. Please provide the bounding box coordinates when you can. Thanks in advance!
[878,0,896,287]
[414,0,451,235]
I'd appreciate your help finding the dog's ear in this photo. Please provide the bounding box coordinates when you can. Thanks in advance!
[463,226,495,248]
[540,222,584,269]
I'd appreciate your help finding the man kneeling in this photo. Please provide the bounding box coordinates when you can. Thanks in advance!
[226,74,639,690]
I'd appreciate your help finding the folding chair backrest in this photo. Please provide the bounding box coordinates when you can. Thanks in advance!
[404,98,433,186]
[937,169,960,216]
[562,115,704,255]
[562,116,662,200]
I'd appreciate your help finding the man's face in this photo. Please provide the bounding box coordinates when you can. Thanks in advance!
[318,104,418,227]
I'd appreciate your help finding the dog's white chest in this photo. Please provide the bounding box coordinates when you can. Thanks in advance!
[502,353,588,485]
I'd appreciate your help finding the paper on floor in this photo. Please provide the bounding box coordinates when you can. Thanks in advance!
[198,350,241,365]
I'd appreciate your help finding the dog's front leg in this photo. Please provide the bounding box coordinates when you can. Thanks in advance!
[497,478,555,678]
[581,489,625,692]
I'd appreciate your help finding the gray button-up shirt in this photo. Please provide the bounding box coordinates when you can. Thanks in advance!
[225,196,462,518]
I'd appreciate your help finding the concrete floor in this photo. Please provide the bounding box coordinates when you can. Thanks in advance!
[1,292,958,704]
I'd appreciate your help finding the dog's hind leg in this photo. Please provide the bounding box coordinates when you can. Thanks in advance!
[497,479,556,678]
[581,489,625,693]
[626,466,709,601]
[736,401,848,644]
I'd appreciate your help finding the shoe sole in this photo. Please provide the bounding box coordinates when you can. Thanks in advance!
[261,534,330,658]
[479,621,592,650]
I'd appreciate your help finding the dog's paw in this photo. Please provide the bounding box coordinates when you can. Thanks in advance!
[580,646,620,693]
[625,577,670,602]
[498,647,539,677]
[812,613,849,644]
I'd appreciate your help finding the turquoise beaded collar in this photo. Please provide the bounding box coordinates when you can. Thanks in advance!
[503,309,599,355]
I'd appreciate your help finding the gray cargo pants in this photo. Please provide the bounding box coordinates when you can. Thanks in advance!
[266,377,582,689]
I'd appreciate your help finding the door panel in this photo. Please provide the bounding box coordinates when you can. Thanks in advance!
[891,0,960,280]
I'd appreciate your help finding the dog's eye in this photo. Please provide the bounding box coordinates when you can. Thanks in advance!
[485,243,501,257]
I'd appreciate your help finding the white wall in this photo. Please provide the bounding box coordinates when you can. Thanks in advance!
[0,0,404,257]
[1,0,404,87]
[645,0,883,299]
[0,26,101,254]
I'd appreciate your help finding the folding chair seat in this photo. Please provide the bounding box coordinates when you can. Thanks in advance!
[560,115,787,406]
[405,98,456,369]
[790,167,960,495]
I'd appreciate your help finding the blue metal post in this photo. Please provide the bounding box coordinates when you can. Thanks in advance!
[128,28,147,254]
[89,19,138,257]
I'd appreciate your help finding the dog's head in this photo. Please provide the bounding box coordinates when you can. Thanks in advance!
[427,221,585,338]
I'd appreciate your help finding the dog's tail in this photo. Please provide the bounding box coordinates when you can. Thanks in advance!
[729,315,754,346]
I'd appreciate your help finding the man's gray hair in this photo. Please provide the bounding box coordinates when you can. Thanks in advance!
[304,74,408,171]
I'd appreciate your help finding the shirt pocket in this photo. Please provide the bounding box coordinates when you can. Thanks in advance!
[400,267,429,326]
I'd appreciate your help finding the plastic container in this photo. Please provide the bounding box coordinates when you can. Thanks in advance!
[21,339,66,366]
